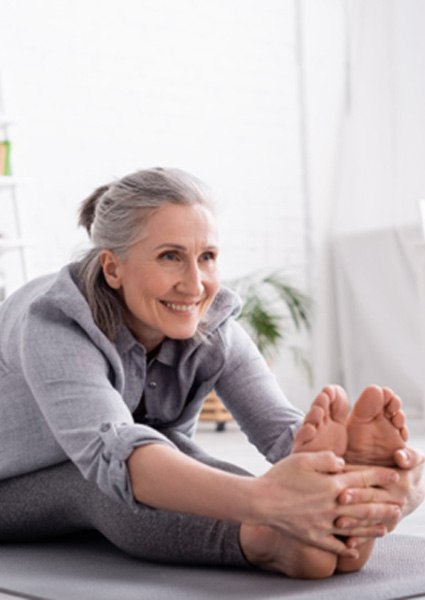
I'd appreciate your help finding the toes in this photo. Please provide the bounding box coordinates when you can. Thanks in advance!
[383,389,402,416]
[390,409,409,442]
[351,385,384,421]
[352,385,407,432]
[293,405,325,450]
[332,385,350,424]
[391,409,406,430]
[321,385,349,424]
[312,391,331,414]
[383,391,408,442]
[400,426,409,442]
[303,404,326,429]
[294,422,318,447]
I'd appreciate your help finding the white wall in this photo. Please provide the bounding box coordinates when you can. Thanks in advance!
[1,0,425,413]
[0,0,306,278]
[0,0,312,407]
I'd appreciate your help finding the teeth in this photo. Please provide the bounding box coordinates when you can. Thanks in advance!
[162,301,196,312]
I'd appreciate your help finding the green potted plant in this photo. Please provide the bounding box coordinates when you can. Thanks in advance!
[200,270,313,430]
[229,270,312,363]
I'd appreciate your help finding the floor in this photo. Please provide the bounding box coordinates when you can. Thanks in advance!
[194,421,425,538]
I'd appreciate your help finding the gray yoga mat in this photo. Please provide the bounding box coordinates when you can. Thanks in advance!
[0,532,424,600]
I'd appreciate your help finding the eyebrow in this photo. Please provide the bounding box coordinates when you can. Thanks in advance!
[154,243,219,252]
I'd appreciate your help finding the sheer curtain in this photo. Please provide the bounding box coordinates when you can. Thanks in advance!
[306,0,425,416]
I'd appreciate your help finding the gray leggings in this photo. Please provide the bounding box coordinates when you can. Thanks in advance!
[0,431,252,568]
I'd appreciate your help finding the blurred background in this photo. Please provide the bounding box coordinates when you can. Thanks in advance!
[1,0,425,417]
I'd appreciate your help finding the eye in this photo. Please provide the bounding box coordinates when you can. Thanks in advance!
[159,251,179,262]
[199,251,217,263]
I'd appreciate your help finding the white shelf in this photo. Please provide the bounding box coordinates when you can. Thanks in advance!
[0,95,28,285]
[0,238,27,254]
[0,176,19,190]
[0,114,13,127]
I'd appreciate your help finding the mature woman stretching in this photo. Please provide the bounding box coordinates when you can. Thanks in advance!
[0,167,423,579]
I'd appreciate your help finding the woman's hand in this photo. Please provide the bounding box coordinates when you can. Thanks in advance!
[250,450,400,557]
[337,446,425,533]
[127,442,404,560]
[393,446,425,519]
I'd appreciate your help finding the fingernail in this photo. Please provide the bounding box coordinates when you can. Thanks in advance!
[398,450,409,463]
[342,492,352,505]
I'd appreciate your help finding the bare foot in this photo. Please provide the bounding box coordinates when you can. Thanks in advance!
[239,523,336,580]
[338,385,408,574]
[346,385,408,467]
[292,385,349,457]
[240,386,351,579]
[287,385,351,577]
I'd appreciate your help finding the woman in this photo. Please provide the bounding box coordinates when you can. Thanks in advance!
[0,167,422,578]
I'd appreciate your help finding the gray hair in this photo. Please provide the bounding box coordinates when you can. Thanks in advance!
[76,167,215,341]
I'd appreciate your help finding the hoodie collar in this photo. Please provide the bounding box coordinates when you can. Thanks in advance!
[57,265,242,368]
[117,286,242,367]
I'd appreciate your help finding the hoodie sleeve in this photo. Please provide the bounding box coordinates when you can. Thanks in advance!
[20,300,176,511]
[214,320,304,463]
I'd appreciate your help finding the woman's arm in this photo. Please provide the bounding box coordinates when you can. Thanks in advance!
[127,443,401,557]
[20,301,179,509]
[213,321,304,462]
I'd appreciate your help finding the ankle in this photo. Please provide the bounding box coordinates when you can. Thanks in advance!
[239,524,279,570]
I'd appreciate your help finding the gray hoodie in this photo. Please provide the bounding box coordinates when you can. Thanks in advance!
[0,263,303,510]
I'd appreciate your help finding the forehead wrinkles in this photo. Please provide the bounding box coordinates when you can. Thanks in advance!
[145,205,218,248]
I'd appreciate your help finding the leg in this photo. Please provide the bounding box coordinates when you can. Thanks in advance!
[0,434,252,568]
[337,385,408,573]
[0,461,91,542]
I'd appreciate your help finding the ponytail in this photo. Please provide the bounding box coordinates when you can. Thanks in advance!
[78,184,111,237]
[76,167,214,340]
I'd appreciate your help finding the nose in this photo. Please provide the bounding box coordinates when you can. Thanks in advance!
[176,261,204,296]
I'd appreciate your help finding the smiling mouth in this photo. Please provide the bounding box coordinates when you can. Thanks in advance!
[160,300,199,313]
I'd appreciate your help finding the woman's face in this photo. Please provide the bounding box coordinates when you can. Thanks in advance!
[101,202,220,351]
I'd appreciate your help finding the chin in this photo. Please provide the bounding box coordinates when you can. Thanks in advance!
[167,325,199,340]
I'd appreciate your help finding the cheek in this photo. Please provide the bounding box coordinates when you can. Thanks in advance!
[139,272,175,301]
[207,272,221,297]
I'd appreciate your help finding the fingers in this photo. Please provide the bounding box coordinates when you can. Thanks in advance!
[345,536,368,549]
[335,508,401,531]
[338,465,399,490]
[307,533,359,560]
[338,486,404,507]
[338,500,401,522]
[393,446,425,470]
[335,502,401,534]
[334,523,388,538]
[299,450,346,474]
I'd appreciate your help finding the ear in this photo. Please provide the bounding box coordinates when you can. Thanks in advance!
[100,250,122,290]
